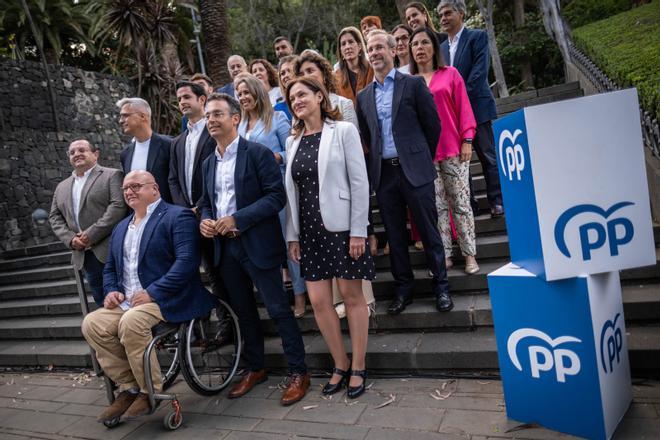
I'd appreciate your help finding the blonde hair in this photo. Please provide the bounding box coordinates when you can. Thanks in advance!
[234,74,274,133]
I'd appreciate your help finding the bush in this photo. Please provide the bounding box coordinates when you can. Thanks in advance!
[572,0,660,121]
[563,0,632,29]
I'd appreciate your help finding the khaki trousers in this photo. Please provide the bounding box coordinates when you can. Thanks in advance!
[81,303,164,393]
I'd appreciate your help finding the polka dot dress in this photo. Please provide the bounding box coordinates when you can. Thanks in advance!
[291,132,375,282]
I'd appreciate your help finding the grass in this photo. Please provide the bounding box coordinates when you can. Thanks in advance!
[572,0,660,120]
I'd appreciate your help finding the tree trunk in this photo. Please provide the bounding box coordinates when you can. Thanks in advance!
[200,0,231,86]
[395,0,409,22]
[514,0,534,89]
[475,0,509,97]
[538,0,573,80]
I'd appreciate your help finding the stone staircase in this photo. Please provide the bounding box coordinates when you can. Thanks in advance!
[1,82,659,376]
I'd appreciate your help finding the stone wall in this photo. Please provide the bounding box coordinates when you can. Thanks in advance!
[0,59,135,251]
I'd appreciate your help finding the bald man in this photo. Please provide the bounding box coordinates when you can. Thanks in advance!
[81,170,217,423]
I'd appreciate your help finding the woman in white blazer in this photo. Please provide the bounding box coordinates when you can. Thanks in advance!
[285,77,374,399]
[293,50,377,319]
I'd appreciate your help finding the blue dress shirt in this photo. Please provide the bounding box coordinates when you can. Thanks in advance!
[374,68,398,159]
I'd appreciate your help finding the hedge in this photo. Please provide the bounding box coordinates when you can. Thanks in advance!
[572,0,660,121]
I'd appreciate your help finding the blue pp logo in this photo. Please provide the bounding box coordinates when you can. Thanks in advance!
[600,313,623,374]
[554,202,635,261]
[498,129,526,181]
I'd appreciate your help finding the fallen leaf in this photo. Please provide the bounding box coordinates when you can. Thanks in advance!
[506,423,541,433]
[303,405,318,410]
[374,394,395,409]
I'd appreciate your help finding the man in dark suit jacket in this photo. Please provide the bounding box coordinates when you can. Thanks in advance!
[216,55,248,98]
[117,97,172,203]
[81,170,217,423]
[438,0,504,217]
[199,92,309,406]
[49,140,126,306]
[356,30,453,315]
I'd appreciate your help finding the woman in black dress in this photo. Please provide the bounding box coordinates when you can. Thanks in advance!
[284,77,374,399]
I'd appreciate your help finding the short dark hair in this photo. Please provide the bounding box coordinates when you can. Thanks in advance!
[190,73,213,88]
[69,139,99,153]
[206,93,242,121]
[175,81,207,98]
[409,27,445,75]
[273,36,292,46]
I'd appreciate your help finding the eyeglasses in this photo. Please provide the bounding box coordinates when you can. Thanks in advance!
[122,182,156,193]
[119,112,138,121]
[205,111,229,119]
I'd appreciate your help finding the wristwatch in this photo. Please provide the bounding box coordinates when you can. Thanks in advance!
[463,138,473,144]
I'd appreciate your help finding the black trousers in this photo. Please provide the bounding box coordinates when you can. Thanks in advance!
[215,237,306,374]
[470,121,503,209]
[376,161,449,297]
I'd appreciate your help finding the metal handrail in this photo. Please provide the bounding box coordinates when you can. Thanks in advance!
[568,42,660,159]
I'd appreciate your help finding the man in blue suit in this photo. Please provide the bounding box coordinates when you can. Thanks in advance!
[216,55,248,98]
[356,30,452,315]
[438,0,503,217]
[199,93,310,406]
[117,97,173,203]
[81,170,217,423]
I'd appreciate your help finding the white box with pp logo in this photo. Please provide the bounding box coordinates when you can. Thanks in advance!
[493,88,655,281]
[488,263,631,440]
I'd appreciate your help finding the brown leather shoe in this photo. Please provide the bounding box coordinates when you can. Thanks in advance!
[121,393,152,421]
[280,373,310,406]
[228,369,267,399]
[97,390,138,422]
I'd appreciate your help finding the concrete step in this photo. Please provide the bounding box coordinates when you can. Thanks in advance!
[1,283,658,339]
[1,242,68,260]
[0,279,82,302]
[0,251,72,272]
[371,212,506,236]
[0,265,75,287]
[0,324,657,374]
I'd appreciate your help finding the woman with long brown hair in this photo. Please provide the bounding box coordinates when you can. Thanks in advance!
[335,26,374,105]
[249,58,284,107]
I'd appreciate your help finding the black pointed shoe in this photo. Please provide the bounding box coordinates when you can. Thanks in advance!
[322,367,349,395]
[387,296,412,315]
[436,291,454,312]
[347,369,368,399]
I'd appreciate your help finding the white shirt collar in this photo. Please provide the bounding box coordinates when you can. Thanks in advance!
[449,26,466,46]
[187,117,206,134]
[215,135,240,160]
[146,198,161,216]
[72,164,96,179]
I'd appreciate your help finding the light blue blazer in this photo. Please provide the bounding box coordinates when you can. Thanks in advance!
[238,111,291,172]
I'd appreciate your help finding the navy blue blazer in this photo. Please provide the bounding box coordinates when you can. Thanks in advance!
[441,28,498,124]
[168,125,216,208]
[200,137,287,270]
[356,70,441,191]
[120,132,173,203]
[216,82,235,97]
[103,201,217,322]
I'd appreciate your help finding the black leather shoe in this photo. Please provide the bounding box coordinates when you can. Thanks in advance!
[347,369,367,399]
[387,296,412,315]
[322,367,349,395]
[436,291,454,312]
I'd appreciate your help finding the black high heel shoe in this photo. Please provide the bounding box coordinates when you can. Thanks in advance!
[347,369,367,399]
[322,368,349,395]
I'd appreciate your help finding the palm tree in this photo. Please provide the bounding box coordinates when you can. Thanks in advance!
[199,0,231,87]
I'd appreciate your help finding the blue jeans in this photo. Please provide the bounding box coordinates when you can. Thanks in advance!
[83,250,105,307]
[279,208,306,295]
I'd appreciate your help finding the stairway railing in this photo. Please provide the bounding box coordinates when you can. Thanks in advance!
[568,42,660,159]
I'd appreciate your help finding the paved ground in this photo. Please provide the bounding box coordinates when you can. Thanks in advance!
[0,370,658,439]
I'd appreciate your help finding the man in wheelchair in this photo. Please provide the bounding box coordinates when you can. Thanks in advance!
[81,170,217,423]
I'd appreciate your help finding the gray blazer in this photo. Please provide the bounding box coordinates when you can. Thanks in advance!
[285,120,369,242]
[49,165,127,270]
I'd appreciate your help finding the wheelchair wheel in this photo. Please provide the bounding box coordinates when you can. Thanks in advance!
[178,300,241,395]
[155,330,181,390]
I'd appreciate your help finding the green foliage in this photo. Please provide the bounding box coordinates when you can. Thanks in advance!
[563,0,632,29]
[572,0,660,120]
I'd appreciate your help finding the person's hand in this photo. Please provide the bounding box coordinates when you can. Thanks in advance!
[200,219,217,238]
[349,237,366,260]
[130,290,152,307]
[459,142,473,162]
[215,216,238,236]
[71,236,86,251]
[104,291,125,309]
[289,241,301,263]
[274,152,282,163]
[78,232,91,247]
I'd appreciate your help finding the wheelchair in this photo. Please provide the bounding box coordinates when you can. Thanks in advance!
[96,299,242,430]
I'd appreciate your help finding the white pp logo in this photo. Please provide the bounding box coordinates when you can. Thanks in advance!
[498,129,525,181]
[507,328,582,383]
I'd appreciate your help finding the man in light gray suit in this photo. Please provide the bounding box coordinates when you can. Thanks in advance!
[49,140,127,306]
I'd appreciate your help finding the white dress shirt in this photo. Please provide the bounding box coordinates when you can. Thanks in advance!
[120,198,161,310]
[185,118,206,202]
[448,26,466,67]
[214,136,239,218]
[71,165,96,229]
[130,138,150,171]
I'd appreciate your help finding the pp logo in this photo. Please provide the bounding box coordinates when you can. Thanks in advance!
[507,328,581,383]
[554,202,635,261]
[600,313,623,374]
[498,129,525,181]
